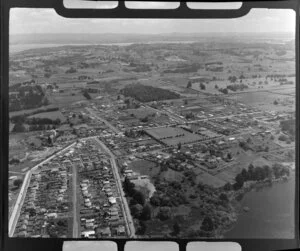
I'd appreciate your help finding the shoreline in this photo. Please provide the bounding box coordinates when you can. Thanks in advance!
[220,172,293,238]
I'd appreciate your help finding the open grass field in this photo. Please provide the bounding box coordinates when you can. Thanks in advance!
[227,91,295,112]
[48,91,86,106]
[126,107,156,119]
[28,110,66,122]
[194,169,227,188]
[191,77,295,95]
[128,159,160,177]
[145,127,203,146]
[160,168,184,183]
[9,104,58,117]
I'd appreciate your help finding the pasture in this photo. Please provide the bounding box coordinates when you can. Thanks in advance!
[28,110,66,122]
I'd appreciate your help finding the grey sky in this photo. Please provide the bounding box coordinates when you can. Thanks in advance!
[10,7,295,34]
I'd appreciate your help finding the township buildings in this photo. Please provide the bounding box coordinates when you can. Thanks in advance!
[13,138,128,238]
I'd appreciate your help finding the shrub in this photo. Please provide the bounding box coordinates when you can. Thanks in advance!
[13,178,23,188]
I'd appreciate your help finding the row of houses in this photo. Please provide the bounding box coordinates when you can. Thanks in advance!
[14,162,71,237]
[70,139,128,238]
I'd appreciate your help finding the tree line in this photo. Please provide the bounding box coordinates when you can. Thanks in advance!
[121,84,180,102]
[123,177,151,235]
[229,163,290,190]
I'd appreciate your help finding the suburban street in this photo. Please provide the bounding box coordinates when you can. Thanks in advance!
[9,142,77,237]
[85,107,121,133]
[72,163,79,238]
[93,137,136,238]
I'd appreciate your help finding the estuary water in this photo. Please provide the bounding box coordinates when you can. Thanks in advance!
[225,171,295,238]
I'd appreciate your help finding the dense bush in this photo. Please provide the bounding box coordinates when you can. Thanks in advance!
[233,163,290,190]
[163,63,201,74]
[12,122,26,132]
[280,119,295,136]
[82,90,92,100]
[121,84,180,102]
[65,67,77,73]
[226,83,248,92]
[9,85,48,112]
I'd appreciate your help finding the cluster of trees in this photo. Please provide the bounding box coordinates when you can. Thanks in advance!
[280,119,295,136]
[239,139,251,151]
[12,178,23,189]
[87,80,100,85]
[239,139,268,152]
[82,90,92,100]
[278,134,293,144]
[275,50,287,56]
[9,80,36,91]
[158,153,192,172]
[185,112,195,120]
[124,129,144,138]
[205,61,222,66]
[163,63,201,74]
[121,84,180,102]
[10,107,59,124]
[147,173,234,237]
[126,63,152,72]
[206,66,223,72]
[78,75,92,80]
[65,67,77,74]
[280,81,294,85]
[232,163,290,190]
[9,85,48,112]
[199,83,206,90]
[123,177,152,234]
[85,88,100,93]
[26,117,61,125]
[12,122,27,132]
[12,115,61,132]
[226,83,248,92]
[218,88,229,94]
[152,179,188,208]
[228,76,238,83]
[46,83,58,90]
[28,124,55,132]
[46,219,68,238]
[266,74,286,79]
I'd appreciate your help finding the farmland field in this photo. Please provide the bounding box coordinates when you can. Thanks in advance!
[227,91,295,112]
[145,127,203,146]
[28,110,66,122]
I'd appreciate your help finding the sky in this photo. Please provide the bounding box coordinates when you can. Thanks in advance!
[10,4,295,34]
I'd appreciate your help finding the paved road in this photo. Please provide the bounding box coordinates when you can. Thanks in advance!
[86,107,120,133]
[93,137,136,238]
[144,104,186,124]
[9,142,77,237]
[72,163,79,238]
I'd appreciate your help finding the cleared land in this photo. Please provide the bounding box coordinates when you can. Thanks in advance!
[28,110,66,122]
[145,127,203,146]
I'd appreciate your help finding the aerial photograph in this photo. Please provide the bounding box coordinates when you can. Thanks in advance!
[8,7,295,239]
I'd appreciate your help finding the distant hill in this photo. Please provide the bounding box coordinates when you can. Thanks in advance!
[121,84,180,102]
[10,32,295,45]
